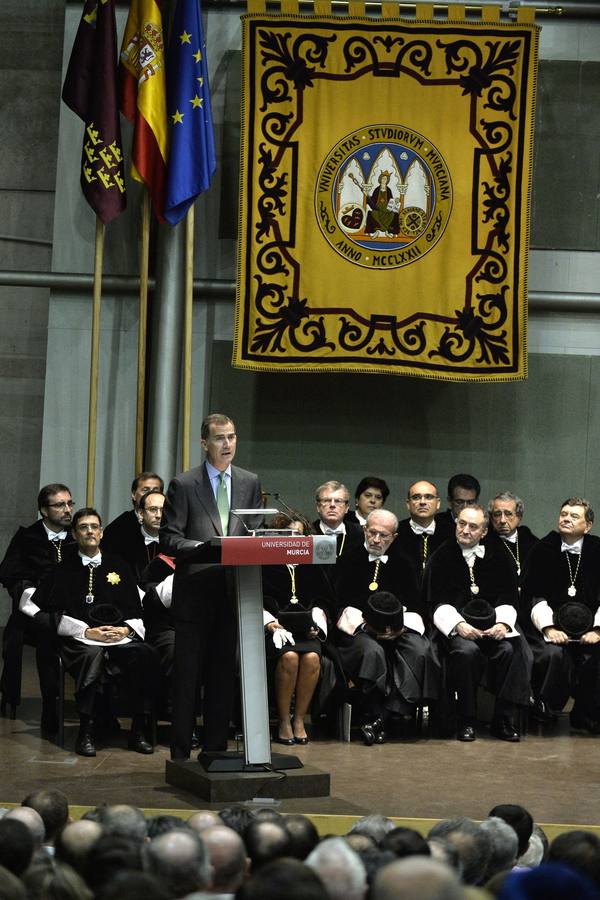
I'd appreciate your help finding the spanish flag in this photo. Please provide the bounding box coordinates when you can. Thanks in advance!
[119,0,168,221]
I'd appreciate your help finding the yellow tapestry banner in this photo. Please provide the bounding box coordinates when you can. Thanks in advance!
[233,13,539,381]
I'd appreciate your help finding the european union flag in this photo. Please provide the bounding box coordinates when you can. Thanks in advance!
[164,0,216,226]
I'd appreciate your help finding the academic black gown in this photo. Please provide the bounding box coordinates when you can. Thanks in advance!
[396,517,454,587]
[426,539,531,719]
[0,519,74,714]
[311,520,364,613]
[335,542,439,720]
[522,531,600,714]
[34,550,159,717]
[102,510,162,581]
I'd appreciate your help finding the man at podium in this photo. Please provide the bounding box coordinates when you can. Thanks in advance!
[161,413,262,760]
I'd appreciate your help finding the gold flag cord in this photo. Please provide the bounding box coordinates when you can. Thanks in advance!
[135,191,151,474]
[86,216,104,507]
[182,205,195,473]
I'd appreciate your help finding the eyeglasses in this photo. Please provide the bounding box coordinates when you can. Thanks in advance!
[144,507,163,515]
[452,498,477,508]
[409,493,437,501]
[491,510,517,519]
[77,523,101,532]
[318,498,348,506]
[46,501,75,510]
[366,528,394,540]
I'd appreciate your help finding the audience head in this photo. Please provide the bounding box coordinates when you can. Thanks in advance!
[268,511,310,534]
[236,857,330,900]
[187,810,222,834]
[284,814,320,860]
[22,788,70,844]
[548,829,600,889]
[199,824,249,893]
[372,856,465,900]
[306,836,367,900]
[244,819,292,871]
[354,478,390,520]
[83,833,143,893]
[218,805,255,837]
[497,862,600,899]
[480,817,519,879]
[315,481,351,530]
[143,829,212,898]
[349,814,396,846]
[4,806,45,850]
[488,805,533,859]
[55,820,103,874]
[345,833,377,854]
[428,817,491,886]
[131,472,164,509]
[447,474,481,519]
[38,483,74,532]
[354,846,397,888]
[96,804,148,844]
[428,837,461,873]
[381,826,431,859]
[0,818,34,876]
[22,857,93,900]
[488,493,524,539]
[146,814,188,839]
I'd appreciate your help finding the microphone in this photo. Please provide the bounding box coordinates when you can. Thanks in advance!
[262,492,312,536]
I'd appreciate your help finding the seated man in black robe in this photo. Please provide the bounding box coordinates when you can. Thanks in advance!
[34,508,160,757]
[0,483,76,733]
[335,509,438,745]
[486,492,538,586]
[436,473,481,532]
[426,504,531,742]
[101,472,163,580]
[396,480,454,587]
[523,497,600,732]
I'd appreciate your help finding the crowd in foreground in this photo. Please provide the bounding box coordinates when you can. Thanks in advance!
[1,790,600,899]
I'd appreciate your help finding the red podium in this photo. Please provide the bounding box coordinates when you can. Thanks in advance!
[165,533,336,796]
[216,533,336,768]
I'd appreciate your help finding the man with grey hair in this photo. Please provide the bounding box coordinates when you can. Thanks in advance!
[480,816,519,880]
[372,856,465,900]
[427,504,531,742]
[428,817,491,887]
[96,804,147,844]
[348,815,396,845]
[198,824,249,896]
[314,481,363,579]
[487,492,538,587]
[144,829,212,898]
[306,837,367,900]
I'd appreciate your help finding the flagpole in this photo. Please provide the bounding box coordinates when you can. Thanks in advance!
[182,205,194,472]
[135,191,151,473]
[86,216,104,506]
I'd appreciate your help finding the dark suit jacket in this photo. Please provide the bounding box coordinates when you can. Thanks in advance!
[160,461,262,621]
